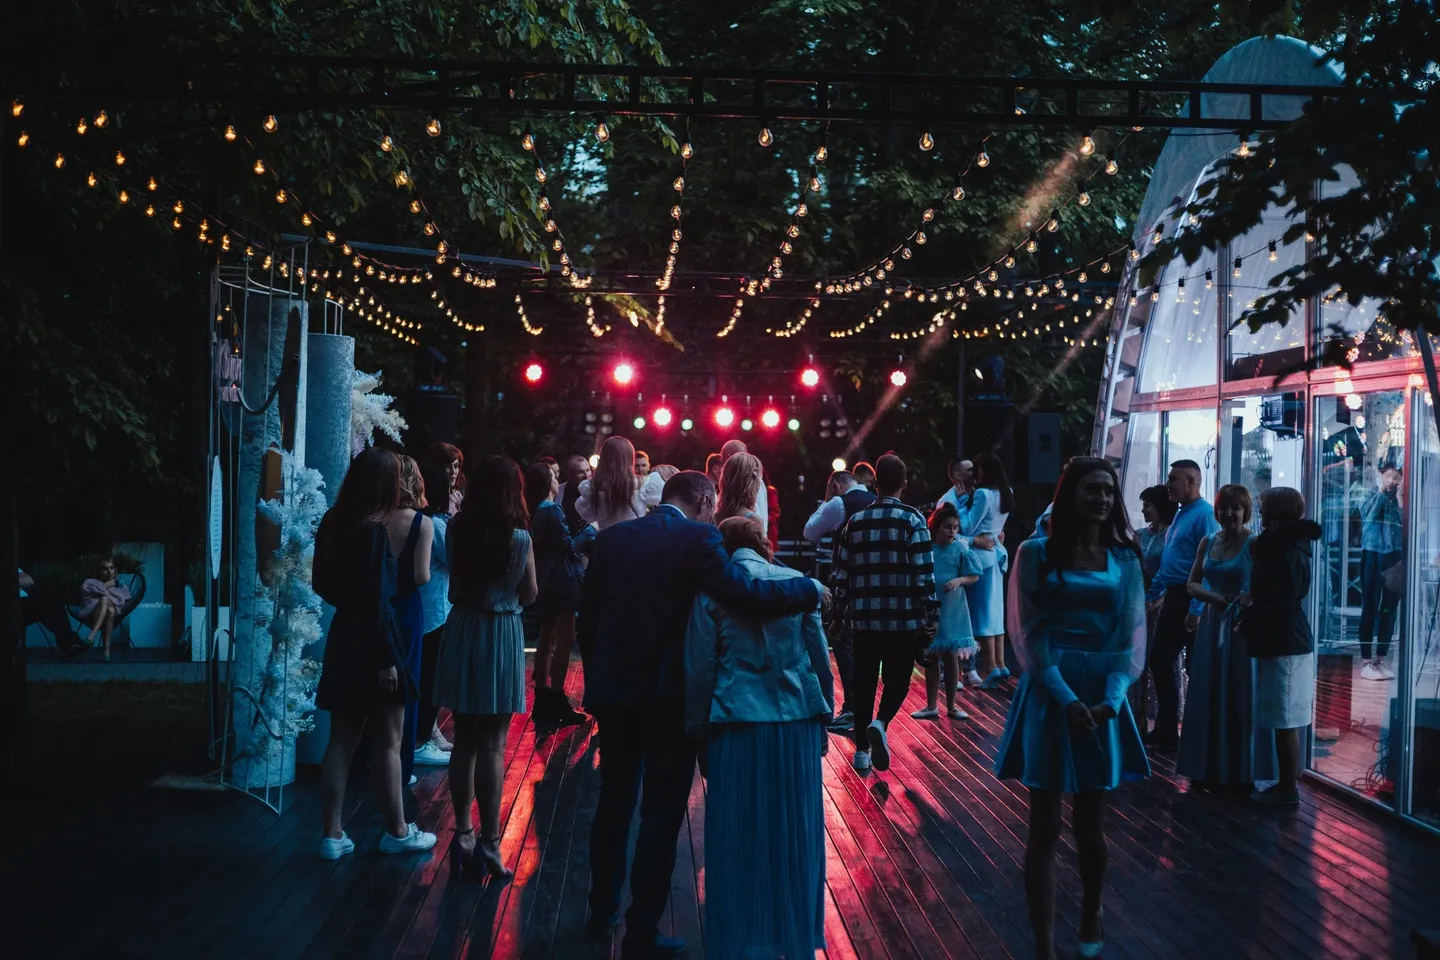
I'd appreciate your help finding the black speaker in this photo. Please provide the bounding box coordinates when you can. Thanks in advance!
[1020,413,1062,485]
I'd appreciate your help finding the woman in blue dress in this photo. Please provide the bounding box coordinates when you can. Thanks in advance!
[995,457,1149,960]
[1176,484,1278,787]
[961,452,1014,689]
[522,461,594,726]
[911,503,983,720]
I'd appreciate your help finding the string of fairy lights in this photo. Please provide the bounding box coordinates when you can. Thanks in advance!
[769,298,821,339]
[520,125,593,290]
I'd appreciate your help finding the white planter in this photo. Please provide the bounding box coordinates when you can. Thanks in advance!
[191,607,233,661]
[129,603,172,648]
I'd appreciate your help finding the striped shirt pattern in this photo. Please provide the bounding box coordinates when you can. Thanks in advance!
[833,497,940,633]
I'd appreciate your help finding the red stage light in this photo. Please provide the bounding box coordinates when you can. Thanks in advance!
[714,407,735,428]
[890,369,908,387]
[523,362,544,383]
[801,367,820,388]
[652,407,673,427]
[760,408,781,429]
[613,362,636,386]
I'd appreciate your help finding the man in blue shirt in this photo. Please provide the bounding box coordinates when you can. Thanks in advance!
[1146,459,1219,747]
[1357,461,1403,681]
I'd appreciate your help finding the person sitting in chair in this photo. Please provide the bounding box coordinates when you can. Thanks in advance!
[76,557,130,661]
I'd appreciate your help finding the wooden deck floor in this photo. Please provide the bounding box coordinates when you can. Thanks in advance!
[6,657,1439,960]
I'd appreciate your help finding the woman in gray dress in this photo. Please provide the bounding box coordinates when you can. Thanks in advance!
[435,455,537,881]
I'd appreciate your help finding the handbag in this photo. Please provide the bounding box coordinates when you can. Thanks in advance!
[1382,559,1406,595]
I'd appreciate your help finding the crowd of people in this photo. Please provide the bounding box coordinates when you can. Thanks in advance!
[306,435,1321,960]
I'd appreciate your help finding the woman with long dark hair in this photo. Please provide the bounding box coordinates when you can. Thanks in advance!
[434,455,537,881]
[428,442,466,516]
[313,447,438,860]
[577,436,663,530]
[963,451,1015,688]
[523,460,593,726]
[995,457,1149,960]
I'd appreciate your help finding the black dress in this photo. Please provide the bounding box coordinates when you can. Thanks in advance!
[315,521,418,711]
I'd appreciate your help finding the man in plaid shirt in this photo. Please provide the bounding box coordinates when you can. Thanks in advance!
[832,454,939,773]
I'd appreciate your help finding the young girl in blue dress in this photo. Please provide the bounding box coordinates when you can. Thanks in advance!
[995,457,1149,960]
[912,503,983,720]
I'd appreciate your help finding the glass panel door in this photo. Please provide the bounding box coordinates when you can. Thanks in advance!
[1311,389,1408,806]
[1122,412,1162,518]
[1218,395,1306,532]
[1405,389,1440,827]
[1163,407,1218,501]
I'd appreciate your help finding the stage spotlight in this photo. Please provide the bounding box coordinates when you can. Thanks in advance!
[523,362,543,383]
[633,416,646,429]
[741,418,754,432]
[787,418,801,431]
[831,457,847,471]
[714,407,735,428]
[801,367,820,388]
[613,362,636,386]
[681,417,695,431]
[761,409,781,429]
[889,369,908,387]
[652,407,673,427]
[588,454,600,468]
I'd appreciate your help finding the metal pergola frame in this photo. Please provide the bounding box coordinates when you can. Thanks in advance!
[6,54,1363,130]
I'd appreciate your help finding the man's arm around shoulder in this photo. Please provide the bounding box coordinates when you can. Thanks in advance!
[687,521,819,613]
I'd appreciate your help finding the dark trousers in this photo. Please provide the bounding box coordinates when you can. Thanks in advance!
[1358,549,1402,659]
[850,630,917,749]
[415,627,443,744]
[828,620,855,714]
[588,705,698,940]
[1149,584,1193,741]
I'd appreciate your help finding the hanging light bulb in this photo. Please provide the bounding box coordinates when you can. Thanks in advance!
[538,193,551,212]
[521,128,535,151]
[1047,215,1060,233]
[9,99,21,118]
[275,188,287,203]
[678,141,694,161]
[814,143,828,163]
[112,149,125,165]
[757,125,773,147]
[253,158,265,175]
[301,211,313,226]
[976,149,990,167]
[1268,240,1278,262]
[952,184,966,201]
[1078,131,1096,156]
[76,117,88,135]
[117,189,129,203]
[53,153,65,169]
[809,169,822,192]
[534,166,546,184]
[1152,226,1163,245]
[146,176,157,191]
[672,175,685,192]
[1237,137,1251,158]
[93,110,108,128]
[324,230,336,243]
[1105,158,1119,175]
[1025,237,1038,253]
[263,114,278,133]
[1233,256,1243,278]
[425,117,442,137]
[15,130,27,147]
[144,204,155,217]
[222,123,237,141]
[1078,191,1091,206]
[918,129,935,152]
[595,120,610,143]
[379,133,394,152]
[173,200,184,214]
[172,217,182,229]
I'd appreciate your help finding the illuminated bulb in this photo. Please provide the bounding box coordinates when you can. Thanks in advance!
[1025,238,1038,253]
[1005,255,1016,268]
[76,117,88,135]
[93,110,108,128]
[595,120,610,143]
[814,143,828,162]
[301,211,313,226]
[918,130,935,151]
[395,169,411,186]
[1152,227,1163,245]
[144,176,157,191]
[757,126,773,147]
[788,418,801,431]
[1078,191,1091,206]
[9,99,20,117]
[324,230,336,243]
[681,141,693,159]
[670,204,682,220]
[426,117,441,137]
[796,202,808,217]
[976,149,990,167]
[54,153,65,169]
[275,188,287,203]
[144,204,154,217]
[113,150,125,165]
[1078,132,1095,156]
[916,231,928,244]
[521,129,535,152]
[890,369,908,387]
[1047,217,1060,233]
[1268,240,1278,262]
[1237,138,1251,158]
[1205,269,1214,288]
[538,193,551,212]
[172,217,181,229]
[673,176,685,192]
[118,189,129,203]
[1234,257,1243,278]
[253,159,265,175]
[86,171,97,187]
[425,221,438,236]
[380,134,394,152]
[1105,158,1118,175]
[263,114,278,133]
[809,172,822,192]
[952,185,965,201]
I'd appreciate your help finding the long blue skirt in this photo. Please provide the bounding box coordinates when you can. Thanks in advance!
[706,719,826,960]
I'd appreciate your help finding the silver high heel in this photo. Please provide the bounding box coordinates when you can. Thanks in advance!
[1078,908,1105,958]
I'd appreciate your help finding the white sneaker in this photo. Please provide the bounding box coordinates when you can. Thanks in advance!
[867,720,891,772]
[414,741,451,766]
[1360,660,1386,681]
[408,774,418,786]
[852,749,872,772]
[319,832,355,861]
[1377,660,1395,680]
[379,822,438,854]
[966,669,985,687]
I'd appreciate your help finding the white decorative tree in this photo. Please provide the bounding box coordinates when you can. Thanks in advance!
[351,369,407,457]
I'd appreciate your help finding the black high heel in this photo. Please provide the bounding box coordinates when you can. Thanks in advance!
[449,829,481,882]
[480,836,513,881]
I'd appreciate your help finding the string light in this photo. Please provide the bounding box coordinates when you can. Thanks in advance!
[976,149,990,167]
[918,129,935,152]
[757,125,774,147]
[93,110,108,129]
[1105,158,1119,175]
[584,295,610,337]
[380,133,394,152]
[718,298,745,338]
[113,150,125,165]
[1268,240,1278,262]
[15,130,27,147]
[771,298,821,338]
[514,293,543,335]
[76,117,88,135]
[53,153,65,169]
[425,117,442,137]
[9,99,21,118]
[595,120,610,143]
[263,114,278,133]
[1078,132,1096,156]
[223,124,237,141]
[253,159,265,175]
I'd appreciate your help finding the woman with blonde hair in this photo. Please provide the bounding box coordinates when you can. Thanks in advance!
[716,452,764,523]
[393,455,435,815]
[577,436,663,530]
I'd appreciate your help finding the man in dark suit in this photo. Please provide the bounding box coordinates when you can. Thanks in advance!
[579,470,825,959]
